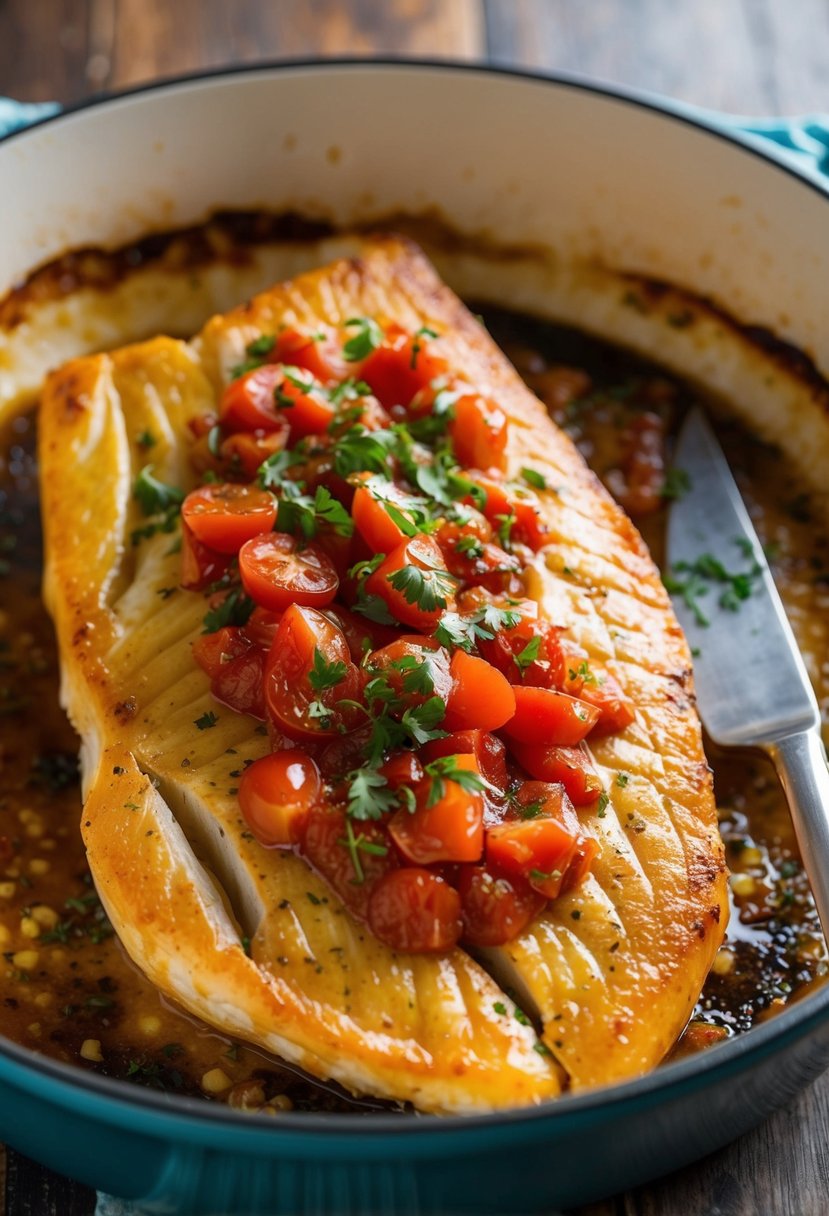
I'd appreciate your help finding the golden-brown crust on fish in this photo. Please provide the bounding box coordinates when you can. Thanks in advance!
[40,236,727,1109]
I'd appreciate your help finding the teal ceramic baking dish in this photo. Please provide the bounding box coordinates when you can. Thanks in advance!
[1,62,828,1214]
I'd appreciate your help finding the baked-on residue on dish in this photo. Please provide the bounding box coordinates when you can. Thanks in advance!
[39,237,728,1113]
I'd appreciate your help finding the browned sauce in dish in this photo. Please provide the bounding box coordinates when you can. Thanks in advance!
[0,309,826,1109]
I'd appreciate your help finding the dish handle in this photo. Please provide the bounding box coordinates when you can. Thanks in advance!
[690,108,829,180]
[0,97,61,136]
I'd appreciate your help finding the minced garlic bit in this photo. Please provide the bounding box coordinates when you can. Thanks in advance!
[20,916,40,939]
[711,948,735,977]
[0,881,15,899]
[201,1068,233,1095]
[139,1015,162,1036]
[28,859,50,876]
[12,950,39,970]
[80,1039,104,1063]
[730,873,756,898]
[31,905,59,928]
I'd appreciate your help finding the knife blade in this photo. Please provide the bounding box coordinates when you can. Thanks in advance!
[666,406,829,936]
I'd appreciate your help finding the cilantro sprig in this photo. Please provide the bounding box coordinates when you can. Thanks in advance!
[434,605,521,652]
[343,317,383,362]
[388,563,459,614]
[131,466,184,545]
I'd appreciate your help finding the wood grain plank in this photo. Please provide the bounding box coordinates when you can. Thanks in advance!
[483,0,829,113]
[4,1150,95,1216]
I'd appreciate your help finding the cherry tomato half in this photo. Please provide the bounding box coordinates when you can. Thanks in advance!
[368,868,462,954]
[457,863,546,947]
[450,394,509,472]
[238,751,321,846]
[239,532,339,612]
[264,604,360,739]
[182,483,277,554]
[366,534,457,631]
[302,806,396,918]
[509,740,604,806]
[389,754,485,866]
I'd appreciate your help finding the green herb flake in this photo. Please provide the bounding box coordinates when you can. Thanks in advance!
[521,467,547,490]
[308,647,349,691]
[596,792,609,818]
[194,711,218,731]
[513,636,541,674]
[343,316,384,362]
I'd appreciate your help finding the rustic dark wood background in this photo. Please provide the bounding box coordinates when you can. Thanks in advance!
[1,1,828,1214]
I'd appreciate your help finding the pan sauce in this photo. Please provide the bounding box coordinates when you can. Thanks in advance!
[0,309,826,1110]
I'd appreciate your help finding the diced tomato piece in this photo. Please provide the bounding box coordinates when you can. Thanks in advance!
[487,785,583,899]
[220,365,291,432]
[181,483,277,555]
[180,521,232,591]
[272,327,346,384]
[359,324,449,410]
[211,646,266,719]
[389,754,485,865]
[264,604,361,739]
[450,394,509,472]
[366,635,452,708]
[238,751,321,847]
[437,517,520,590]
[560,833,600,895]
[444,650,516,732]
[239,532,339,612]
[351,475,423,555]
[302,806,397,917]
[457,863,546,947]
[422,729,508,798]
[503,687,600,746]
[242,607,282,650]
[221,364,334,439]
[577,672,636,736]
[476,604,544,683]
[380,751,425,788]
[469,473,549,550]
[188,412,218,439]
[366,533,457,631]
[220,428,290,480]
[321,604,401,662]
[367,868,462,953]
[510,740,604,806]
[192,626,248,680]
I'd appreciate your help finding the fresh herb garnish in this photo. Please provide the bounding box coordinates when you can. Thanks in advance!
[410,325,438,368]
[343,316,383,362]
[521,467,547,490]
[308,648,349,691]
[194,711,218,730]
[338,817,389,884]
[277,484,355,540]
[661,466,692,501]
[434,605,521,652]
[387,563,458,614]
[513,636,541,674]
[131,466,184,544]
[664,543,762,627]
[423,755,490,807]
[202,587,255,634]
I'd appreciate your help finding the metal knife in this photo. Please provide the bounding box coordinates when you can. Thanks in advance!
[666,406,829,936]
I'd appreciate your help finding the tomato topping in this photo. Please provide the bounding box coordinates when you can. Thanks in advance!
[221,364,334,439]
[366,534,457,631]
[380,750,425,788]
[359,325,449,410]
[220,429,289,480]
[423,729,508,795]
[443,650,516,732]
[211,646,266,719]
[180,521,231,591]
[560,833,600,895]
[450,394,509,472]
[303,806,396,917]
[192,626,248,680]
[351,476,424,555]
[239,532,339,612]
[242,606,282,650]
[264,604,360,739]
[389,754,485,865]
[457,863,546,947]
[239,751,321,846]
[271,328,345,384]
[575,672,636,736]
[510,740,604,806]
[321,604,401,662]
[366,635,452,707]
[367,868,462,953]
[469,474,549,550]
[487,783,586,899]
[503,687,600,746]
[181,483,277,555]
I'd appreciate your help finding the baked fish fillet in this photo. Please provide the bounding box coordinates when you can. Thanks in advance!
[40,236,727,1110]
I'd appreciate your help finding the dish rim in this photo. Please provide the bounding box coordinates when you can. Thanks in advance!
[1,55,828,1139]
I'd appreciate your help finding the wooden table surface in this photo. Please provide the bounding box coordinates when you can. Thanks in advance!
[1,2,828,1214]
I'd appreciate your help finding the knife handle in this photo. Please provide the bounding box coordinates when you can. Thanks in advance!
[767,729,829,938]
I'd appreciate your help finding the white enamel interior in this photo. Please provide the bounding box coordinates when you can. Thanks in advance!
[1,64,828,375]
